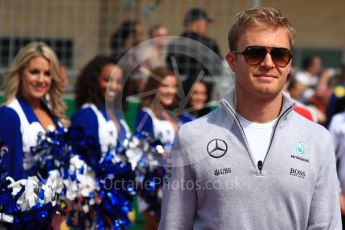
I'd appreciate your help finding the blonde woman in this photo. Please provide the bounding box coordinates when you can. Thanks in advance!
[0,42,68,180]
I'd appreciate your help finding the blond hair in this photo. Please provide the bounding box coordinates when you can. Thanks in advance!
[228,7,296,51]
[3,42,68,126]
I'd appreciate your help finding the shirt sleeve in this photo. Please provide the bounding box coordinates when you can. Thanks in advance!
[307,131,342,229]
[0,106,26,180]
[158,130,196,230]
[71,108,99,144]
[135,110,154,134]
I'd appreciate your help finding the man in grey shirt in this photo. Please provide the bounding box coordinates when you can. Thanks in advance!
[159,7,341,230]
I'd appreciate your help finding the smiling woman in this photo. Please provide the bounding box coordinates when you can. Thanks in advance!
[0,41,68,180]
[21,56,52,102]
[71,55,130,154]
[136,67,179,145]
[179,79,211,123]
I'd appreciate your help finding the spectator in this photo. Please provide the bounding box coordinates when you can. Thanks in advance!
[328,110,345,228]
[285,69,317,122]
[308,68,334,125]
[327,65,345,126]
[166,7,221,81]
[110,20,143,60]
[295,55,322,102]
[111,20,145,98]
[138,24,170,70]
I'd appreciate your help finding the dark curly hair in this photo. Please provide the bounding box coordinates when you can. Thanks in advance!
[74,55,118,109]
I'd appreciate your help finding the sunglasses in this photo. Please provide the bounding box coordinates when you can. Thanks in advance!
[231,46,292,67]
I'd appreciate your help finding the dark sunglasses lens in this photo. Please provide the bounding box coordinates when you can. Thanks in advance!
[271,48,292,67]
[243,47,267,65]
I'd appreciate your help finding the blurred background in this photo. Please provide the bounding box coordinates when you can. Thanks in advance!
[1,0,344,154]
[0,0,344,92]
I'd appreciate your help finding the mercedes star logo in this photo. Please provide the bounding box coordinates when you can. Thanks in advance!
[207,139,227,158]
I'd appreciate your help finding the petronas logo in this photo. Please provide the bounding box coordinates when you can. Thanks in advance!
[296,142,305,154]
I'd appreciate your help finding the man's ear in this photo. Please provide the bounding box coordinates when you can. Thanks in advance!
[226,52,236,72]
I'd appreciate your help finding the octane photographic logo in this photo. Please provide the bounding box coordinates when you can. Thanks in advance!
[105,36,234,167]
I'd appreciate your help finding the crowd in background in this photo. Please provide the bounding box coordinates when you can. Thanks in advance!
[108,7,345,130]
[1,6,345,230]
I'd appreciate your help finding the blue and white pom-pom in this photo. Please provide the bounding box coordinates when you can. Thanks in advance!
[30,127,136,229]
[1,126,169,229]
[123,132,167,220]
[0,140,57,229]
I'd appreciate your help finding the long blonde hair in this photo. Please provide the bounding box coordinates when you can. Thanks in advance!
[3,42,68,126]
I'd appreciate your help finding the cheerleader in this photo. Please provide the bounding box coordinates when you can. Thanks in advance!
[179,79,211,123]
[68,55,133,229]
[0,42,68,180]
[71,55,130,153]
[135,67,179,230]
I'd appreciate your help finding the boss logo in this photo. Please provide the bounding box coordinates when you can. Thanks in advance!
[290,168,306,179]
